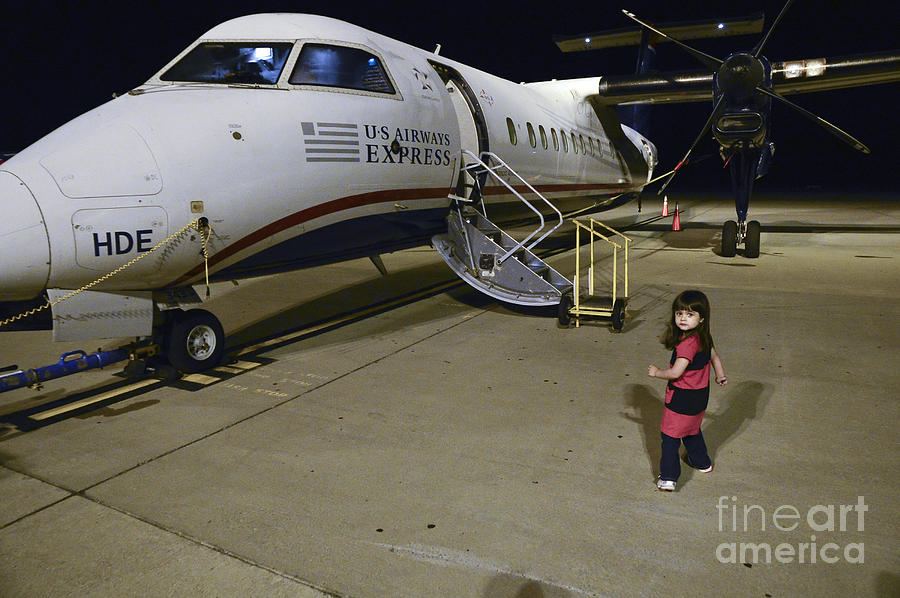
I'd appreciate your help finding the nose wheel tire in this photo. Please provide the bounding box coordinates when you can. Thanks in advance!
[721,220,738,257]
[165,309,225,373]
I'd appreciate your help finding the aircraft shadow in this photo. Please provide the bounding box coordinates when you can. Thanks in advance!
[224,260,492,355]
[225,226,604,356]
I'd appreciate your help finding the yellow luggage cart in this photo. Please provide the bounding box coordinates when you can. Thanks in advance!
[558,217,631,331]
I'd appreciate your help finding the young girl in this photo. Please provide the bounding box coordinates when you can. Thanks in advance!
[648,290,727,491]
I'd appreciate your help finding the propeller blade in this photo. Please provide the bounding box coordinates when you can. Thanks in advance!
[755,86,871,153]
[752,0,795,58]
[621,10,723,71]
[658,96,726,195]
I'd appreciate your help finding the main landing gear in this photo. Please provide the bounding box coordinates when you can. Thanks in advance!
[721,219,761,258]
[721,147,763,259]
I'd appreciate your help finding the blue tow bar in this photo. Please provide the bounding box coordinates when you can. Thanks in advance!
[0,349,130,393]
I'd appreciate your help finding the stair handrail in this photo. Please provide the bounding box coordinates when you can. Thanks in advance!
[461,150,563,265]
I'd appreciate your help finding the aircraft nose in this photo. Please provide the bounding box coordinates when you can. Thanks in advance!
[0,171,50,300]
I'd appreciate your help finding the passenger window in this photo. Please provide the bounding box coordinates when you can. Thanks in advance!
[507,118,517,145]
[527,122,536,148]
[589,138,595,155]
[289,43,394,93]
[571,132,578,154]
[539,125,548,150]
[161,42,293,84]
[579,135,586,154]
[551,128,559,151]
[560,130,568,152]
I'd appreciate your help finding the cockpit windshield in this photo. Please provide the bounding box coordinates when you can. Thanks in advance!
[160,42,293,85]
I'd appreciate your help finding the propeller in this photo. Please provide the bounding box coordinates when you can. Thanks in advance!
[658,96,725,195]
[620,11,722,71]
[623,1,871,194]
[751,0,794,57]
[754,86,870,153]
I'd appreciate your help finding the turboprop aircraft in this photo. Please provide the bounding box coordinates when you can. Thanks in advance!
[0,9,898,378]
[0,12,659,376]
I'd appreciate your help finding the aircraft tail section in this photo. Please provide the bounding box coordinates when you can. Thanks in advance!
[617,28,655,138]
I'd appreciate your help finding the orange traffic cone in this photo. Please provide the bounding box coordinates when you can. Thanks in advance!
[661,195,669,217]
[671,205,681,231]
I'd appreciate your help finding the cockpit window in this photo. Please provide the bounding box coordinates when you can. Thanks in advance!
[160,42,293,84]
[288,43,395,94]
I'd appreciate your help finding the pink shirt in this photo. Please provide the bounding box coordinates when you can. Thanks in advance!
[661,334,710,438]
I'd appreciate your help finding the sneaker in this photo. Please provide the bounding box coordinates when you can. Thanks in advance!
[656,478,676,491]
[686,456,713,473]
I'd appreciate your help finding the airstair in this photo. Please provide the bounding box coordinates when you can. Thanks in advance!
[432,151,573,306]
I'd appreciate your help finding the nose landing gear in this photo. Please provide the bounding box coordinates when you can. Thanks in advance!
[160,308,225,373]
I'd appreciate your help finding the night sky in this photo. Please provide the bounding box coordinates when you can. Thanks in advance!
[2,0,897,191]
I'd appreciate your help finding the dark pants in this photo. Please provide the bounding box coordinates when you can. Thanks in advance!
[660,431,711,482]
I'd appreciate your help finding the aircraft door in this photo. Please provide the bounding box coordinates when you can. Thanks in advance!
[445,79,480,200]
[429,62,489,202]
[447,80,479,162]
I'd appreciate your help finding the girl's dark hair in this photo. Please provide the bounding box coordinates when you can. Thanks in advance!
[661,290,714,351]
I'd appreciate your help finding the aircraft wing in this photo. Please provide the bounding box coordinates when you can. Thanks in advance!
[554,14,765,53]
[594,50,900,105]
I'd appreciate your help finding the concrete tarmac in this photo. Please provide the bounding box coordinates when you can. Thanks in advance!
[0,192,898,597]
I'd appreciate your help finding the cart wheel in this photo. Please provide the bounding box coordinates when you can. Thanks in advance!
[557,292,573,326]
[611,299,625,331]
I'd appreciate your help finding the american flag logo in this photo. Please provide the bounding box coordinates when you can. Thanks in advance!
[301,121,361,163]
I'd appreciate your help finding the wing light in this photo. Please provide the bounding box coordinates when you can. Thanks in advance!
[783,59,827,78]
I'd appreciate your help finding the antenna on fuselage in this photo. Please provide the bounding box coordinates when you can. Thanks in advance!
[433,44,441,55]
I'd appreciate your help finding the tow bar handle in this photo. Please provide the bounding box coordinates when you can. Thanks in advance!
[0,348,130,393]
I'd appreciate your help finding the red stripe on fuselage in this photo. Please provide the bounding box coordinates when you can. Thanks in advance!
[170,181,639,286]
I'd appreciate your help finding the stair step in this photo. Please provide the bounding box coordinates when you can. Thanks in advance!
[514,249,531,263]
[527,264,549,277]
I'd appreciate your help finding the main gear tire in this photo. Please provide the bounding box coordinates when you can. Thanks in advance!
[721,220,738,257]
[745,220,761,258]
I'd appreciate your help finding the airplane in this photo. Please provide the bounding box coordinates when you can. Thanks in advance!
[1,9,898,379]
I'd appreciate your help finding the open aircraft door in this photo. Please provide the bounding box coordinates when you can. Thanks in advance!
[428,61,490,202]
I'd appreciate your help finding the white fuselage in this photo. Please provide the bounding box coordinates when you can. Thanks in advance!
[0,13,655,302]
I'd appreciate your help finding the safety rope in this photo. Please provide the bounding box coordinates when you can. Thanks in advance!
[199,217,211,297]
[0,218,208,330]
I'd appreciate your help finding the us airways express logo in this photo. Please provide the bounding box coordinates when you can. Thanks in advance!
[363,124,453,166]
[302,121,453,166]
